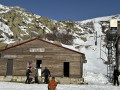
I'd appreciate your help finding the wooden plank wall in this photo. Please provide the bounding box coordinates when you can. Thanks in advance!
[0,39,83,78]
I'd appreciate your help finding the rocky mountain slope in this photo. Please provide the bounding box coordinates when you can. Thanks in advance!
[0,4,120,75]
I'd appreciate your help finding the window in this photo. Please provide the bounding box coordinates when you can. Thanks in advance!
[36,60,42,68]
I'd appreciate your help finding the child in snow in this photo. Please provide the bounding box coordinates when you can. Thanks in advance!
[48,77,57,90]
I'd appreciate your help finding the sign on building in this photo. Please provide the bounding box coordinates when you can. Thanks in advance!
[30,48,45,52]
[4,55,17,58]
[38,69,41,76]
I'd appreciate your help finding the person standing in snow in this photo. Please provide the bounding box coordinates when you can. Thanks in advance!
[113,66,119,86]
[42,67,51,84]
[25,67,32,84]
[48,77,57,90]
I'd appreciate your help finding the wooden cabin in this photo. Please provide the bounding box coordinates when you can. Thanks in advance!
[0,38,86,78]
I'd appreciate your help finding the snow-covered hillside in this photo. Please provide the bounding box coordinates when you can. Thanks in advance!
[63,15,120,75]
[0,4,120,76]
[77,18,108,75]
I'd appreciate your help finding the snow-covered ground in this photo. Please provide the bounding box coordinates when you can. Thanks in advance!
[0,82,120,90]
[0,72,119,90]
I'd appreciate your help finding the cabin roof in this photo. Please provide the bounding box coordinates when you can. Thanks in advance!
[0,38,85,55]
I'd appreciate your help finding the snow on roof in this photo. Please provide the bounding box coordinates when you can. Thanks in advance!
[0,38,85,55]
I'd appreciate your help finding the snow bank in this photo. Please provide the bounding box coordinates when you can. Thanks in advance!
[84,72,109,84]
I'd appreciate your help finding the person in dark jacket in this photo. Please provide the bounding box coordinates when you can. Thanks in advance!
[113,66,119,86]
[25,67,32,84]
[42,67,51,84]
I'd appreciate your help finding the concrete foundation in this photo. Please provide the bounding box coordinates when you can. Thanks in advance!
[0,76,84,84]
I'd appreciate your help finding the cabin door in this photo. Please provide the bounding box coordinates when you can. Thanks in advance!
[6,59,13,75]
[64,62,69,77]
[36,60,42,76]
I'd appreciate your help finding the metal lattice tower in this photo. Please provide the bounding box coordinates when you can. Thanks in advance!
[106,19,118,81]
[107,41,116,80]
